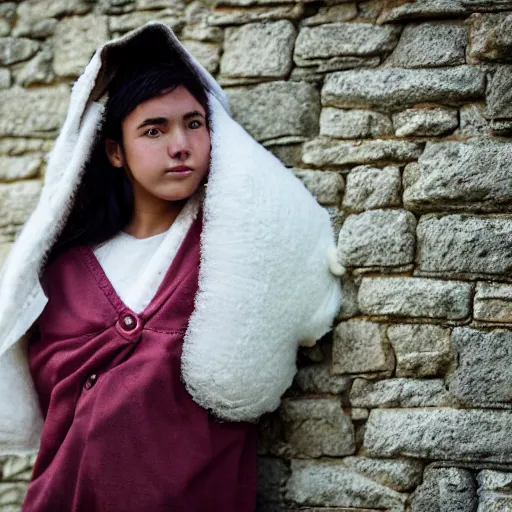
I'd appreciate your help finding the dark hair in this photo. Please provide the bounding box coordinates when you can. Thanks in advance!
[44,62,210,269]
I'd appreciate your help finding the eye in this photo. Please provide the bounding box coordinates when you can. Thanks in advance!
[189,119,202,129]
[144,127,161,137]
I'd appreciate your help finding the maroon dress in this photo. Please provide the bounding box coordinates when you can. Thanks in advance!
[22,214,257,512]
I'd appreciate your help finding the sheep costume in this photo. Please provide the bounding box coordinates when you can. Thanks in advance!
[0,22,343,456]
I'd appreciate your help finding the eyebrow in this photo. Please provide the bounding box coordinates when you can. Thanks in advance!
[136,111,205,130]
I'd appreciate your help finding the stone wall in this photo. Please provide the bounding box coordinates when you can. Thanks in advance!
[1,0,512,510]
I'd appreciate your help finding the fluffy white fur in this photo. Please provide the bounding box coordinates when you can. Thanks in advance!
[0,23,342,454]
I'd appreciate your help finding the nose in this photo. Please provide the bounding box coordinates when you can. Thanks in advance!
[167,129,190,161]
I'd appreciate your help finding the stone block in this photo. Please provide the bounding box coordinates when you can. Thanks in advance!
[342,165,401,212]
[332,320,394,374]
[1,455,36,481]
[109,10,183,34]
[411,467,477,512]
[337,209,416,267]
[469,13,512,63]
[364,408,512,462]
[292,169,344,206]
[0,243,12,270]
[378,1,467,23]
[320,108,393,139]
[478,493,512,511]
[322,67,485,110]
[182,40,220,74]
[342,457,423,492]
[256,457,290,504]
[286,460,407,509]
[417,215,512,276]
[387,324,453,378]
[450,327,512,405]
[0,155,42,182]
[477,470,512,510]
[294,23,399,66]
[294,361,352,394]
[0,482,29,509]
[15,42,53,86]
[474,282,512,322]
[220,21,296,79]
[386,22,467,68]
[228,82,319,142]
[279,398,355,458]
[303,4,358,25]
[486,66,512,119]
[302,139,422,167]
[0,37,39,66]
[0,85,70,138]
[0,69,10,89]
[403,140,512,212]
[210,4,303,26]
[0,4,15,37]
[350,378,456,408]
[460,104,490,135]
[0,181,42,235]
[337,274,359,320]
[358,277,472,320]
[393,107,458,137]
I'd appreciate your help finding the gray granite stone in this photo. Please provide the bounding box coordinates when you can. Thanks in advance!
[320,108,393,139]
[0,155,42,182]
[460,103,490,135]
[449,327,512,405]
[411,467,477,512]
[350,378,456,408]
[403,140,512,212]
[322,67,485,110]
[365,408,512,462]
[0,4,15,37]
[337,274,359,320]
[210,4,303,25]
[477,493,512,511]
[462,0,512,11]
[0,242,12,269]
[0,85,70,137]
[302,139,422,167]
[474,282,512,323]
[0,37,39,66]
[15,41,53,86]
[337,209,416,267]
[2,455,36,481]
[0,181,42,236]
[184,1,223,41]
[486,66,512,119]
[182,40,220,74]
[0,69,10,89]
[257,457,290,504]
[286,460,407,509]
[294,361,352,394]
[417,215,512,276]
[332,320,395,374]
[0,482,29,510]
[97,0,135,15]
[358,277,473,320]
[109,10,183,34]
[342,165,401,212]
[387,22,467,68]
[387,324,453,378]
[477,470,512,490]
[469,13,512,63]
[378,0,467,24]
[228,81,319,142]
[220,21,296,79]
[292,169,344,206]
[393,107,458,137]
[303,4,358,25]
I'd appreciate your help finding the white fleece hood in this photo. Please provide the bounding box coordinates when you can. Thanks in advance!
[0,23,342,455]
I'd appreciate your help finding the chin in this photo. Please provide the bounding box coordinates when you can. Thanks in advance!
[158,183,203,202]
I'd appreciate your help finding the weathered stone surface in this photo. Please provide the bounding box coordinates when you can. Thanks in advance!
[303,4,358,25]
[302,139,422,167]
[411,467,477,512]
[292,169,344,205]
[460,103,490,135]
[0,482,29,509]
[469,13,512,63]
[393,107,458,137]
[337,274,359,320]
[386,22,467,68]
[387,324,453,378]
[338,209,416,267]
[182,40,220,74]
[15,42,53,86]
[378,0,467,23]
[97,0,135,15]
[0,242,12,270]
[478,470,512,490]
[0,138,53,156]
[279,398,355,458]
[183,1,223,41]
[403,141,512,212]
[0,37,39,66]
[417,215,512,276]
[294,361,352,394]
[135,0,181,9]
[0,4,15,37]
[294,23,399,67]
[0,85,70,137]
[0,155,42,182]
[474,282,512,322]
[228,82,319,142]
[320,108,393,139]
[210,4,303,25]
[449,327,512,405]
[342,165,401,212]
[220,21,295,79]
[365,408,512,462]
[477,492,512,511]
[490,119,512,136]
[342,457,423,492]
[322,67,485,110]
[0,181,42,233]
[332,320,395,374]
[109,10,183,34]
[486,66,512,119]
[2,455,36,481]
[0,69,10,89]
[256,457,290,504]
[350,378,456,408]
[462,0,512,11]
[358,277,473,320]
[53,15,108,77]
[292,55,380,75]
[286,460,407,509]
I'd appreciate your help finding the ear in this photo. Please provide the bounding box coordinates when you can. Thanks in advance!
[105,138,124,168]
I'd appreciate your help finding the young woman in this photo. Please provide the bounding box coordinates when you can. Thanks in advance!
[0,22,343,511]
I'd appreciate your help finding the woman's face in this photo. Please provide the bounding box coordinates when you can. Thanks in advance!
[106,85,211,207]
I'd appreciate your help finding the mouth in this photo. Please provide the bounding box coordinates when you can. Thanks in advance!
[165,166,193,176]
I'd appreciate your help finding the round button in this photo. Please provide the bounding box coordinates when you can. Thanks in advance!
[84,374,98,390]
[121,314,136,331]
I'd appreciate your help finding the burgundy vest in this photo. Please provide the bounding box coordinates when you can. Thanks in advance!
[22,214,257,512]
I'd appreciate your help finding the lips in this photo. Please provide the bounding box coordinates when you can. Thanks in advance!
[167,166,192,172]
